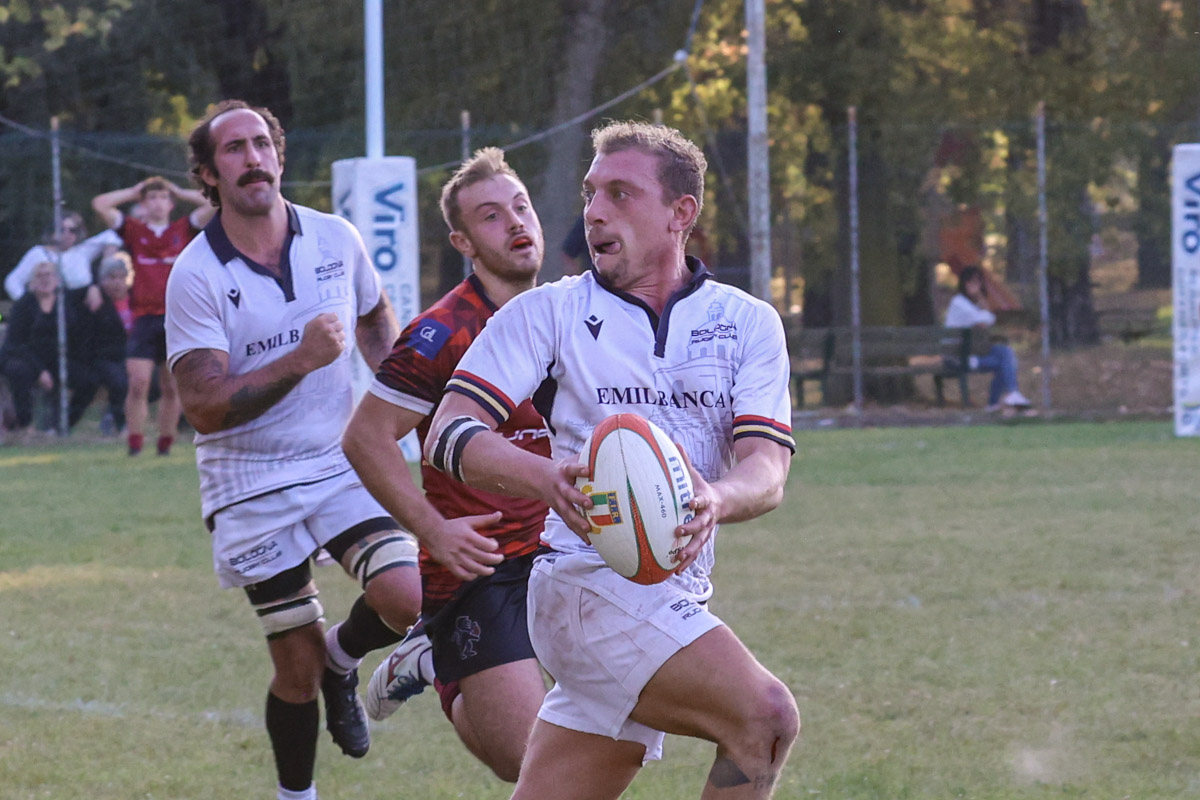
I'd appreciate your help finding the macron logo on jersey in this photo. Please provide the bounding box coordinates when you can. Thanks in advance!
[408,319,452,360]
[585,314,603,340]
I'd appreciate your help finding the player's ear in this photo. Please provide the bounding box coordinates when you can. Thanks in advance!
[449,229,475,259]
[669,194,699,234]
[198,164,218,190]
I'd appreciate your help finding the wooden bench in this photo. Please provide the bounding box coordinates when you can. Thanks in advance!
[1096,306,1162,342]
[786,326,834,408]
[785,322,984,408]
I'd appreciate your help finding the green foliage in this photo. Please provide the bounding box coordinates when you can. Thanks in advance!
[1,0,1199,317]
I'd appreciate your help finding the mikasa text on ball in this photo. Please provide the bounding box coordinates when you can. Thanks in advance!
[576,413,694,585]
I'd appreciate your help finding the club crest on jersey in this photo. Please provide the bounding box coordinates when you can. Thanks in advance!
[581,484,622,527]
[689,301,738,347]
[315,259,345,282]
[407,319,451,360]
[585,314,603,340]
[227,288,241,308]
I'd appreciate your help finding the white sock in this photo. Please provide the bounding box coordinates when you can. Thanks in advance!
[277,784,317,800]
[324,623,361,675]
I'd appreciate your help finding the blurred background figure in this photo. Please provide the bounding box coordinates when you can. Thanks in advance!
[75,254,135,436]
[92,176,214,455]
[944,265,1031,412]
[0,261,96,441]
[5,212,120,311]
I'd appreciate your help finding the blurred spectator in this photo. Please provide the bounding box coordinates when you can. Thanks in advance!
[944,265,1031,412]
[72,255,135,435]
[0,262,96,440]
[92,176,214,455]
[5,212,121,310]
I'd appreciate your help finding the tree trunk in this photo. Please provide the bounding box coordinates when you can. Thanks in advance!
[827,131,908,405]
[1004,144,1039,290]
[1134,131,1171,288]
[537,0,609,282]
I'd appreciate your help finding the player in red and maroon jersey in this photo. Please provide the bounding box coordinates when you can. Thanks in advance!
[93,177,215,455]
[342,147,549,783]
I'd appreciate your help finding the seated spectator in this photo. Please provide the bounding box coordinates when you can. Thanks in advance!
[944,265,1032,411]
[5,212,121,310]
[0,262,96,439]
[73,255,134,435]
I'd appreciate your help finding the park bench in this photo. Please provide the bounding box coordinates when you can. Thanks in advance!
[1095,306,1162,342]
[784,320,984,408]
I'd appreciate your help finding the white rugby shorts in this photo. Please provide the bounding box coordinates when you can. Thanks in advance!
[209,469,395,589]
[527,551,724,762]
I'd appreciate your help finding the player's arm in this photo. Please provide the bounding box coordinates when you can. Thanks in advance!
[343,394,502,579]
[426,391,594,537]
[167,181,217,228]
[5,248,40,300]
[91,182,144,229]
[671,436,792,571]
[173,312,344,434]
[354,295,401,373]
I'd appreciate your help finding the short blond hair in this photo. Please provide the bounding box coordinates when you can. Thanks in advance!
[439,147,522,232]
[591,121,706,235]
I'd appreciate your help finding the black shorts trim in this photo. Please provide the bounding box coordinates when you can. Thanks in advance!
[243,559,313,605]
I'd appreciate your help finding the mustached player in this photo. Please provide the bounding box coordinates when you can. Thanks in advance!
[166,100,422,800]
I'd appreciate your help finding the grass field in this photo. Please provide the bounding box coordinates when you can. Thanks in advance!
[2,420,1198,799]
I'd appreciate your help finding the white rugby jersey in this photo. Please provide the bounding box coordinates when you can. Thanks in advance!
[166,203,382,519]
[447,258,795,599]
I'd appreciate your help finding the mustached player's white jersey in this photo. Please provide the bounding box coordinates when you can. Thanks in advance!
[166,204,382,520]
[447,259,795,599]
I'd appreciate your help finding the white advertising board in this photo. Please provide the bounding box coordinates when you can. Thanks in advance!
[1172,144,1200,436]
[332,156,421,458]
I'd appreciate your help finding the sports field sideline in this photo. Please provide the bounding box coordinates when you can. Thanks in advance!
[1,419,1197,799]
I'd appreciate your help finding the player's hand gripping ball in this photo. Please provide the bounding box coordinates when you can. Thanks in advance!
[576,413,694,584]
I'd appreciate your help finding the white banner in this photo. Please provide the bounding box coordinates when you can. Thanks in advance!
[332,156,422,458]
[1172,144,1200,436]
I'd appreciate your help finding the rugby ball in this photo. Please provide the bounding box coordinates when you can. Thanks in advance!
[576,413,694,585]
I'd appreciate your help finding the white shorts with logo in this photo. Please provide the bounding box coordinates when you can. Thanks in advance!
[527,550,724,762]
[209,469,395,589]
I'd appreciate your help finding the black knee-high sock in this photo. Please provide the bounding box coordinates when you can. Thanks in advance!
[266,691,318,791]
[336,594,404,659]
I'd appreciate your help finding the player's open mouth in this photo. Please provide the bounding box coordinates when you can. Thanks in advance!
[510,234,534,252]
[592,240,621,256]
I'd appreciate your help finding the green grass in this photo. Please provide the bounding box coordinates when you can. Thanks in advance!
[2,421,1199,798]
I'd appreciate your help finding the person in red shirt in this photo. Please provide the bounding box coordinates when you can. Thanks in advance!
[92,177,215,455]
[342,147,549,783]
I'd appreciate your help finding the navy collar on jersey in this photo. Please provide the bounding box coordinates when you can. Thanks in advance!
[205,202,302,302]
[592,256,712,357]
[466,272,500,313]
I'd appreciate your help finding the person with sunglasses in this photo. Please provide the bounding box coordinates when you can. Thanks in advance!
[4,212,121,311]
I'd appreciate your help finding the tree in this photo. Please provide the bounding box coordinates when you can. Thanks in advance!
[538,0,609,282]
